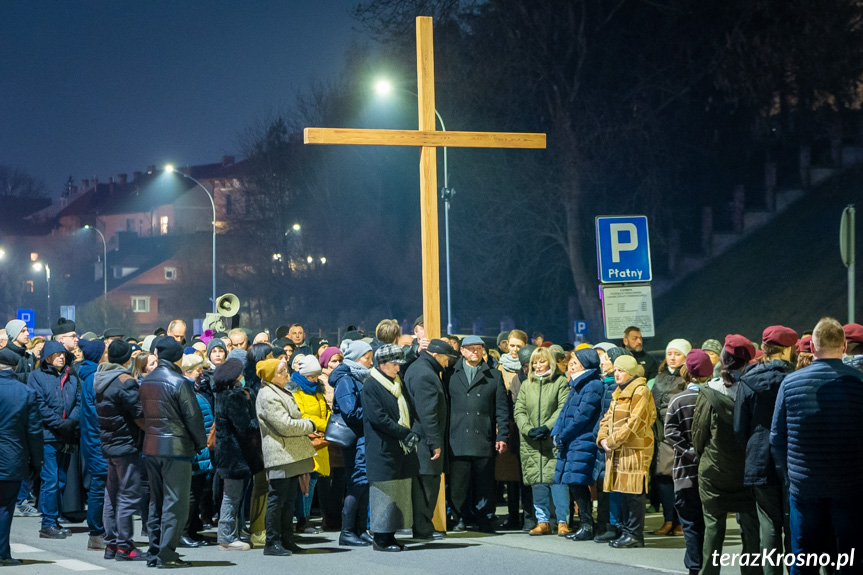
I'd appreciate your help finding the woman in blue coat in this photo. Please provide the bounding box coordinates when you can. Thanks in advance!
[552,348,604,541]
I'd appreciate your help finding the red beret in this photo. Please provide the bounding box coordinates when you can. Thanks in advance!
[796,336,812,353]
[762,325,798,348]
[843,323,863,344]
[724,334,755,362]
[685,349,714,378]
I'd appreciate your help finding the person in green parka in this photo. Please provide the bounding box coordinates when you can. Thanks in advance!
[514,347,569,537]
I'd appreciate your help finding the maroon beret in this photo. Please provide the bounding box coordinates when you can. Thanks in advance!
[843,323,863,344]
[685,349,714,378]
[724,334,755,362]
[796,336,812,353]
[762,325,798,348]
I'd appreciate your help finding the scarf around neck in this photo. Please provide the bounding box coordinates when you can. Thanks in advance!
[499,353,521,373]
[290,371,319,395]
[369,367,412,453]
[343,358,370,381]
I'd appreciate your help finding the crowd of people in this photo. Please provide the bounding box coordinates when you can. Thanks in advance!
[0,314,860,573]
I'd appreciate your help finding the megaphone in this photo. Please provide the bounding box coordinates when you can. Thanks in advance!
[215,293,240,318]
[203,313,226,334]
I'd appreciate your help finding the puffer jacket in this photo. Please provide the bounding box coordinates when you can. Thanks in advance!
[94,363,143,458]
[552,368,603,486]
[256,381,316,469]
[596,377,656,494]
[79,359,107,476]
[330,360,368,483]
[289,375,330,477]
[770,358,863,497]
[27,343,80,444]
[514,370,568,485]
[214,386,261,479]
[193,384,214,476]
[593,375,616,481]
[139,360,206,459]
[843,353,863,374]
[652,367,685,477]
[733,359,793,487]
[0,368,43,481]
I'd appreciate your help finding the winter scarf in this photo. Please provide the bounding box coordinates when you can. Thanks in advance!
[499,353,522,372]
[369,367,411,452]
[343,358,370,381]
[290,371,319,395]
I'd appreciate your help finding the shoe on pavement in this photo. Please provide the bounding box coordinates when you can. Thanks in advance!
[452,521,467,532]
[157,559,191,569]
[529,522,551,536]
[263,543,291,556]
[250,531,266,548]
[609,534,643,548]
[653,521,673,536]
[1,558,22,567]
[177,536,201,548]
[218,541,251,551]
[15,502,40,517]
[359,532,374,545]
[281,541,304,554]
[39,525,68,539]
[372,541,401,552]
[557,522,571,537]
[338,530,369,547]
[566,526,594,541]
[672,525,684,536]
[104,545,117,560]
[116,548,148,561]
[593,528,619,543]
[88,535,105,550]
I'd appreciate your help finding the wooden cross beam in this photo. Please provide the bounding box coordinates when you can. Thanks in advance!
[305,16,546,340]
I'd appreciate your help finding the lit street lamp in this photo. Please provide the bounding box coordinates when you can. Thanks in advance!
[32,262,51,328]
[83,225,108,300]
[164,165,217,313]
[375,79,455,334]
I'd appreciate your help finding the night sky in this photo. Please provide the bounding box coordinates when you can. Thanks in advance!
[1,1,363,194]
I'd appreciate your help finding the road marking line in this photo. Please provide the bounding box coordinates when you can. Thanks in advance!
[10,543,44,553]
[53,559,106,571]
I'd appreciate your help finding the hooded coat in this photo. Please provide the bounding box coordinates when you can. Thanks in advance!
[330,360,368,483]
[514,370,568,485]
[27,341,80,444]
[552,365,604,486]
[78,340,107,476]
[94,362,143,458]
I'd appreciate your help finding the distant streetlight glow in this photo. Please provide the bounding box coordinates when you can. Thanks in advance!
[320,257,327,265]
[272,253,282,261]
[32,262,43,272]
[0,248,5,260]
[374,79,393,96]
[292,223,301,231]
[164,164,175,173]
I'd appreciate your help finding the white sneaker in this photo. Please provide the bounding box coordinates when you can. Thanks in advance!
[15,502,40,517]
[218,541,250,551]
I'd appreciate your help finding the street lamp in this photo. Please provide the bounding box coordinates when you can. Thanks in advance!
[32,262,50,328]
[83,225,107,300]
[164,164,217,313]
[375,79,455,333]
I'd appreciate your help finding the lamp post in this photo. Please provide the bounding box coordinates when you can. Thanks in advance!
[83,225,107,300]
[165,165,217,313]
[33,262,50,328]
[375,79,454,334]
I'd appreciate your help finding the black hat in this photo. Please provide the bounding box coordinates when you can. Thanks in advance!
[213,358,244,389]
[343,329,364,342]
[103,328,125,339]
[153,327,167,336]
[517,344,537,365]
[412,315,424,330]
[309,337,329,352]
[0,347,19,367]
[52,317,77,336]
[427,338,458,360]
[154,336,183,363]
[108,340,133,365]
[275,325,291,340]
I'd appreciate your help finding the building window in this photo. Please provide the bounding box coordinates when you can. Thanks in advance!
[164,267,177,280]
[160,215,169,235]
[126,218,134,232]
[131,296,150,313]
[24,280,34,293]
[225,194,232,215]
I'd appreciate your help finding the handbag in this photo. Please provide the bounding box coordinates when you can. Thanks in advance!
[308,432,330,450]
[324,411,357,448]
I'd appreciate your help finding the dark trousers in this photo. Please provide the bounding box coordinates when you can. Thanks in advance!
[146,457,192,565]
[449,456,495,526]
[411,474,440,537]
[0,481,18,561]
[40,442,71,529]
[702,501,760,575]
[265,476,298,547]
[87,473,106,536]
[754,484,791,575]
[504,481,535,525]
[569,484,593,529]
[654,475,678,524]
[596,484,620,532]
[789,493,863,575]
[183,474,207,538]
[342,444,369,535]
[103,455,143,551]
[317,467,345,529]
[618,491,646,543]
[674,487,704,573]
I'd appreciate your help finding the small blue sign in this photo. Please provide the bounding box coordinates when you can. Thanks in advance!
[16,308,35,333]
[595,216,652,283]
[574,320,589,335]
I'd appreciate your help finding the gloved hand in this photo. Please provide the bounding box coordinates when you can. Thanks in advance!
[552,435,563,449]
[404,432,421,452]
[528,425,550,440]
[54,418,77,441]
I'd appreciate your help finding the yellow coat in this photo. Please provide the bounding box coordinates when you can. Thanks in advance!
[596,377,656,494]
[293,389,331,477]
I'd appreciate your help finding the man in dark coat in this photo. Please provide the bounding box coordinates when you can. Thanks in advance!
[446,336,509,533]
[95,340,146,561]
[404,339,456,540]
[139,337,206,568]
[622,326,658,382]
[3,320,35,383]
[0,348,43,567]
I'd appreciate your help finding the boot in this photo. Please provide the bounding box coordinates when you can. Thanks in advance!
[338,530,370,547]
[566,526,594,541]
[653,521,673,536]
[557,523,571,537]
[672,524,684,536]
[593,526,619,543]
[529,522,551,536]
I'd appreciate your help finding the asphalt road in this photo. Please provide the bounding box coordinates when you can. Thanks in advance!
[7,511,746,574]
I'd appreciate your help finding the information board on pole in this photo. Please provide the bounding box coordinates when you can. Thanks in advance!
[600,284,655,339]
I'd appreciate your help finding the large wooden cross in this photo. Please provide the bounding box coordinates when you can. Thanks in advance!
[305,16,546,339]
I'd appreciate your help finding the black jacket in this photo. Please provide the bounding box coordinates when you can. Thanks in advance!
[362,369,420,482]
[27,352,80,444]
[629,348,659,381]
[94,362,144,458]
[446,357,509,458]
[5,341,36,383]
[0,368,43,481]
[214,386,262,479]
[404,351,448,475]
[139,360,206,459]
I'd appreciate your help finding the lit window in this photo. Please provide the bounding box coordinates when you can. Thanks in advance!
[164,267,177,280]
[160,215,169,235]
[24,280,34,293]
[131,296,150,313]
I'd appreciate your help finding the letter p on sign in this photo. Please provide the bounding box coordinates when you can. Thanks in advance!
[610,223,638,263]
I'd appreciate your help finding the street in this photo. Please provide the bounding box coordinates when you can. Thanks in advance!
[7,511,747,574]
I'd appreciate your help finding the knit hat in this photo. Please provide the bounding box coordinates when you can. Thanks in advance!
[0,347,19,367]
[4,320,26,343]
[309,337,329,352]
[298,355,323,376]
[272,347,286,359]
[375,343,407,365]
[613,355,640,377]
[701,339,722,356]
[843,323,863,344]
[574,348,600,370]
[723,334,755,362]
[108,340,133,365]
[686,349,714,378]
[52,318,77,336]
[606,346,631,364]
[141,335,157,353]
[154,336,183,363]
[206,338,227,358]
[762,325,798,348]
[496,331,510,345]
[79,339,105,363]
[227,348,247,367]
[213,358,244,388]
[593,342,615,353]
[517,344,537,365]
[666,338,692,356]
[275,325,291,340]
[256,358,282,383]
[342,339,373,361]
[319,346,343,368]
[796,335,812,353]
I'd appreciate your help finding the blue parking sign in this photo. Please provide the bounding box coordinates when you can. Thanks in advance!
[595,216,652,283]
[16,308,35,332]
